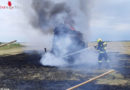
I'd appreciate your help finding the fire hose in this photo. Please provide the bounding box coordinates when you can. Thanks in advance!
[62,47,92,58]
[67,70,115,90]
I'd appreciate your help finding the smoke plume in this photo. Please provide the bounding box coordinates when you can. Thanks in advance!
[19,0,92,66]
[31,0,90,40]
[29,0,91,66]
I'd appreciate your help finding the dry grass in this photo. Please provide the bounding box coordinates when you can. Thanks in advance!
[0,42,129,89]
[88,42,130,86]
[0,48,23,56]
[96,72,128,86]
[0,43,23,56]
[88,41,130,55]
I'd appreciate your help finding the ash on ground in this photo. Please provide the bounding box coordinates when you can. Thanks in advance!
[0,51,130,90]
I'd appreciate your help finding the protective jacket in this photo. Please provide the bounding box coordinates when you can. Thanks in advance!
[96,41,107,53]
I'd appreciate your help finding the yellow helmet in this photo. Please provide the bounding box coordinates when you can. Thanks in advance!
[97,38,102,43]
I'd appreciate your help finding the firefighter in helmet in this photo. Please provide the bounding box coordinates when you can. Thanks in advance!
[95,38,109,66]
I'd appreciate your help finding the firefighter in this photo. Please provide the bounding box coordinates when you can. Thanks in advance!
[95,38,109,67]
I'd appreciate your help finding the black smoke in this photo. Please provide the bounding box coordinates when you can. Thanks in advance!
[31,0,74,31]
[30,0,90,66]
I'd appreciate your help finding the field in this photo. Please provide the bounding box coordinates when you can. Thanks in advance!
[0,42,130,90]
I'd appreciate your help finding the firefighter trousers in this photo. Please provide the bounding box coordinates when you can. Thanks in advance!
[98,52,108,62]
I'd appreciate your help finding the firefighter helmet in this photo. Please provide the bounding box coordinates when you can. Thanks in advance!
[97,38,102,43]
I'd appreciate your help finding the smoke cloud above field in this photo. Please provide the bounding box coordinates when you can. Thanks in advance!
[19,0,93,67]
[15,0,91,51]
[30,0,90,41]
[27,0,91,66]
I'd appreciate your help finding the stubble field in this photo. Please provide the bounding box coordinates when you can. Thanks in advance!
[0,42,129,90]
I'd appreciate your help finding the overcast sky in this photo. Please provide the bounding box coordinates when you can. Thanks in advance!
[0,0,130,42]
[90,0,130,41]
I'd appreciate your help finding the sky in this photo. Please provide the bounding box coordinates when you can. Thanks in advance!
[0,0,130,42]
[90,0,130,41]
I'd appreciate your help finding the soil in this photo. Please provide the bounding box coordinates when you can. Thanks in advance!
[0,52,130,90]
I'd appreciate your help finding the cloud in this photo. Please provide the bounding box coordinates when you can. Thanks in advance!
[90,0,130,41]
[111,23,130,31]
[104,0,130,4]
[94,0,130,5]
[90,15,114,28]
[90,14,130,31]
